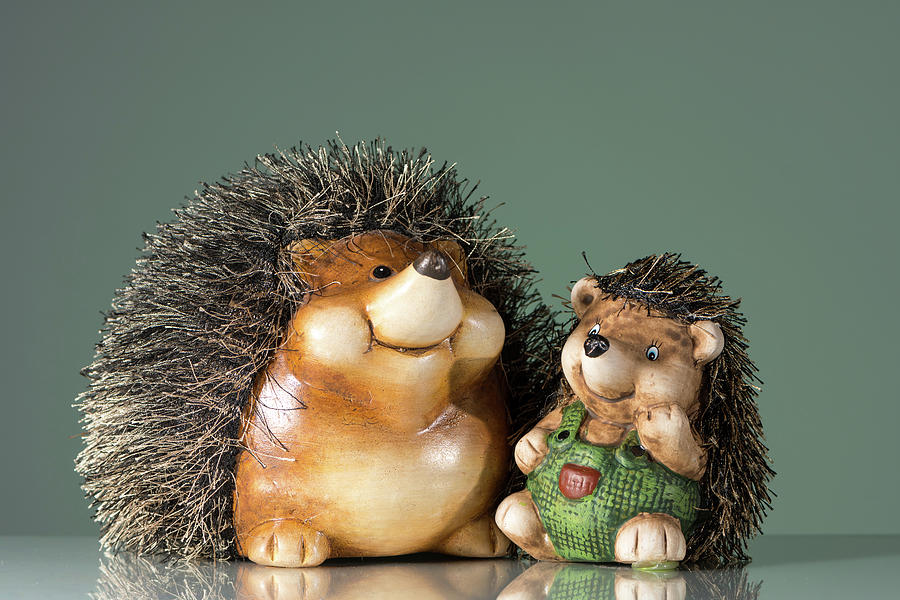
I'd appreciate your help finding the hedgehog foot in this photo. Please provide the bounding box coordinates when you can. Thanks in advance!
[242,519,331,567]
[614,513,685,567]
[495,490,562,561]
[433,511,511,557]
[235,562,332,599]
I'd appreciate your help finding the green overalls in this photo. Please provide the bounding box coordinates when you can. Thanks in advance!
[526,401,701,562]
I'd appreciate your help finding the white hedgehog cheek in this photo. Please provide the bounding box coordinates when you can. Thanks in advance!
[452,290,505,361]
[580,344,635,397]
[560,333,583,388]
[296,304,371,367]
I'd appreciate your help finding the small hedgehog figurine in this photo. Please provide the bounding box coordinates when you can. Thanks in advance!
[496,254,773,568]
[76,140,561,565]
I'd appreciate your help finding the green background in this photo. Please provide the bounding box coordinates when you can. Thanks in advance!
[1,1,897,538]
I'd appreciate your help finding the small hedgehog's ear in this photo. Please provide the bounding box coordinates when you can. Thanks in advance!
[288,238,330,284]
[571,277,601,319]
[431,239,467,280]
[690,320,725,366]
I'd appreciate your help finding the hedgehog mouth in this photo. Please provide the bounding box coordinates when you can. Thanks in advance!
[366,320,457,356]
[574,364,634,404]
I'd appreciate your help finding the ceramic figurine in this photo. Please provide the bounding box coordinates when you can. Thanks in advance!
[496,254,773,567]
[76,140,561,564]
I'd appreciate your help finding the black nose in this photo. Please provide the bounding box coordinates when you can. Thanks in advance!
[583,334,610,358]
[413,249,451,280]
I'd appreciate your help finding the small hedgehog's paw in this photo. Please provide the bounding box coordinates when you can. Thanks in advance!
[614,513,686,565]
[434,512,511,557]
[635,403,690,442]
[634,403,706,480]
[495,491,562,561]
[514,428,550,474]
[243,519,331,568]
[236,562,332,600]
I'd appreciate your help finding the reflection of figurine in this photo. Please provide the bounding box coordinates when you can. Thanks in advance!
[76,141,561,563]
[91,551,525,600]
[235,560,524,600]
[497,254,773,566]
[497,561,761,600]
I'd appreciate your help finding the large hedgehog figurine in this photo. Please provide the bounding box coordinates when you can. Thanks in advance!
[75,140,562,565]
[496,254,774,567]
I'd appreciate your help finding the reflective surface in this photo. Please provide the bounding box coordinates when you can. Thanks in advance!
[1,535,898,599]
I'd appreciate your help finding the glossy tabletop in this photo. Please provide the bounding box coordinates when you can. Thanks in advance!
[1,535,897,599]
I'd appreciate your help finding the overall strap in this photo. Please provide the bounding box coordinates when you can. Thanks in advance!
[556,400,587,435]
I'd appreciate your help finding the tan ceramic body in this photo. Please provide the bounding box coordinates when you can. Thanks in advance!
[233,231,510,564]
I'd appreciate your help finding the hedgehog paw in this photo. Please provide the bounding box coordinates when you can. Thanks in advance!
[614,513,685,566]
[495,490,562,561]
[243,519,331,568]
[434,512,511,557]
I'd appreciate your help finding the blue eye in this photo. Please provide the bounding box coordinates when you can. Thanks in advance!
[588,324,601,336]
[646,345,659,361]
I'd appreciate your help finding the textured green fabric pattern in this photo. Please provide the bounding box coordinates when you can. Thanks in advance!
[526,401,701,562]
[545,564,687,600]
[547,564,616,599]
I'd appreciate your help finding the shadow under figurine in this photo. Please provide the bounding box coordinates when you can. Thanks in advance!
[496,254,773,568]
[76,140,561,565]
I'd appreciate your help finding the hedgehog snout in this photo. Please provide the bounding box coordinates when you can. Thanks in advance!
[365,249,464,348]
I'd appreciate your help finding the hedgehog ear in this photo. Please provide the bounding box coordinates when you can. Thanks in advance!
[571,277,601,319]
[288,238,330,285]
[690,320,725,366]
[431,239,467,281]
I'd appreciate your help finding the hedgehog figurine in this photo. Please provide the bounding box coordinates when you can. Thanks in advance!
[75,140,562,565]
[496,254,773,567]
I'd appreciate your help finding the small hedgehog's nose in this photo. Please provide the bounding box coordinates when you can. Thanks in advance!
[413,249,451,280]
[584,334,610,358]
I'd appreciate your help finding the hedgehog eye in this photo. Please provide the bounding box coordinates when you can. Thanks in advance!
[588,324,601,336]
[645,345,660,361]
[371,265,393,279]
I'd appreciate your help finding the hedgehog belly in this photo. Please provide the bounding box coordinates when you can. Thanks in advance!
[232,372,509,558]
